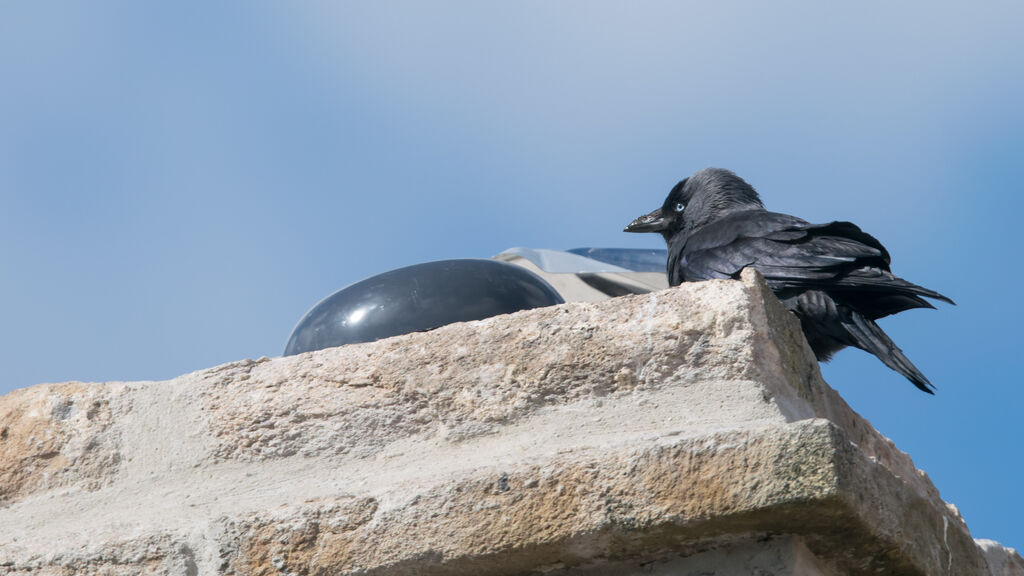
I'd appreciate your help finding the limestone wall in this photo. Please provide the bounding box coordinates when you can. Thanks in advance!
[0,270,1019,575]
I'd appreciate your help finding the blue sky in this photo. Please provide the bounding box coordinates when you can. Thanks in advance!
[2,2,1022,549]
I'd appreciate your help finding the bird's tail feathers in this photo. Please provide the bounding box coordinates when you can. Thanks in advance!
[843,310,936,394]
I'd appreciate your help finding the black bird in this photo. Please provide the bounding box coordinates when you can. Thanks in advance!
[625,168,953,393]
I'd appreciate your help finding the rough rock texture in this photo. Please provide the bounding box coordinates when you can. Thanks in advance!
[0,270,1019,575]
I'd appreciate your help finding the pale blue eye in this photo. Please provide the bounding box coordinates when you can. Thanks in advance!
[674,202,685,212]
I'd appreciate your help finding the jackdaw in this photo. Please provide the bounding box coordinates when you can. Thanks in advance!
[624,168,953,393]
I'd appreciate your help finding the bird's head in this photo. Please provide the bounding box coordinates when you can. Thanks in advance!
[624,168,763,239]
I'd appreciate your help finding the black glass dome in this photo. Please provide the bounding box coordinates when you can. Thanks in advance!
[284,259,564,355]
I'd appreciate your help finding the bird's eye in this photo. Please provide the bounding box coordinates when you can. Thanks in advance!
[674,202,685,212]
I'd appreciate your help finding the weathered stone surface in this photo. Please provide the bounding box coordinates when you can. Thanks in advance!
[0,270,1019,575]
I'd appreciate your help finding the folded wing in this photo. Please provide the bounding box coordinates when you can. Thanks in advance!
[673,211,953,319]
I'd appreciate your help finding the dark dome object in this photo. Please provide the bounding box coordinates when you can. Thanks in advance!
[284,259,564,356]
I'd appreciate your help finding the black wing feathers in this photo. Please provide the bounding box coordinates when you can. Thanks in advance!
[673,211,953,312]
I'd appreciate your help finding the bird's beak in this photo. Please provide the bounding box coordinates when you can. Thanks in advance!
[624,208,669,233]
